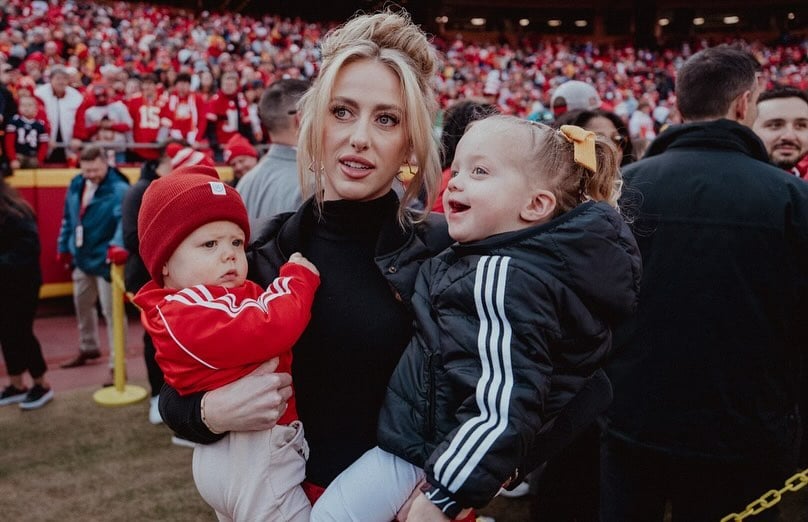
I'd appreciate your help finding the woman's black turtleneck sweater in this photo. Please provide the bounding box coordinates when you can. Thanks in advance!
[294,194,414,487]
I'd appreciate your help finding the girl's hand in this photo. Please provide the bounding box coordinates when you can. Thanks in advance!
[201,357,293,433]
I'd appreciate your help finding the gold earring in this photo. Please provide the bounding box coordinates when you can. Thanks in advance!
[397,160,417,183]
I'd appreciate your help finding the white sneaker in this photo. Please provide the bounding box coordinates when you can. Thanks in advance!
[498,480,530,498]
[148,396,162,425]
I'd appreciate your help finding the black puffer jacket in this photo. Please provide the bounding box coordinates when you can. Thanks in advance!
[378,201,641,509]
[606,119,808,462]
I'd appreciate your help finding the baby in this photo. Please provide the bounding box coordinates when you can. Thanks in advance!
[133,166,320,521]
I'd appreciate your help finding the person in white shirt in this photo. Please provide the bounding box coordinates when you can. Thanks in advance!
[35,65,83,164]
[628,101,656,140]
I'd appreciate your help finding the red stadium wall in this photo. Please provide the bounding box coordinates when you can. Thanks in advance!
[7,166,233,299]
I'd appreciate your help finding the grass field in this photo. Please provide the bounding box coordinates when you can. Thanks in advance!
[0,386,211,521]
[4,384,803,521]
[0,385,530,521]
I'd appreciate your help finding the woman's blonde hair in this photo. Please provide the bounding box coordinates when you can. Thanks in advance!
[297,9,441,222]
[482,116,622,215]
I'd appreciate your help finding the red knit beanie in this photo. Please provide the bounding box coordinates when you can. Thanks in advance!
[170,164,221,179]
[138,172,250,285]
[169,146,216,169]
[223,134,258,164]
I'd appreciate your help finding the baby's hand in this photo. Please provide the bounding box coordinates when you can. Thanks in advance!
[288,252,319,276]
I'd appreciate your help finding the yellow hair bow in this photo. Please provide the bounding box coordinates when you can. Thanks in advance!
[559,125,597,173]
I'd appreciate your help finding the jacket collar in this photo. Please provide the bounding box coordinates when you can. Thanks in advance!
[452,201,595,255]
[74,166,128,191]
[266,143,297,161]
[644,118,770,163]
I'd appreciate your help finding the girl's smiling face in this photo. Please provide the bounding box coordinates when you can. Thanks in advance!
[444,119,553,243]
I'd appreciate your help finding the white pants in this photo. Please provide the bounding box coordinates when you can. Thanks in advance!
[72,267,125,367]
[310,446,424,522]
[193,421,311,522]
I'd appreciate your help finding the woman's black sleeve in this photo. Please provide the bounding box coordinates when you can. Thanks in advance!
[158,383,228,444]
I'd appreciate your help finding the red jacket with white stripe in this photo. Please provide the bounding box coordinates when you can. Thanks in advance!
[377,202,641,511]
[133,263,319,425]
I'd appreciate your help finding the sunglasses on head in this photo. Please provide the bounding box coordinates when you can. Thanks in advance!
[610,134,626,146]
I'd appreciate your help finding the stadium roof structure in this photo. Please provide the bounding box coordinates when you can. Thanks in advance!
[432,0,806,45]
[162,0,805,46]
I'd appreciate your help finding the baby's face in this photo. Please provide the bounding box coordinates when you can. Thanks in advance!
[162,220,248,290]
[443,119,538,243]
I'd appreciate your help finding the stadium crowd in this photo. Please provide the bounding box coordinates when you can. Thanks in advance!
[0,0,807,170]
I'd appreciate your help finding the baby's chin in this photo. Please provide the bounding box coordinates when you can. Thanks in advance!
[215,276,247,288]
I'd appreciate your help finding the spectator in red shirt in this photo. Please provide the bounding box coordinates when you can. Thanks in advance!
[161,72,207,147]
[195,69,217,103]
[243,79,266,144]
[128,74,167,161]
[202,70,251,162]
[77,83,133,164]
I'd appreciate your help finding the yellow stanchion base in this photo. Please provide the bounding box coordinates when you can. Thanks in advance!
[93,384,149,406]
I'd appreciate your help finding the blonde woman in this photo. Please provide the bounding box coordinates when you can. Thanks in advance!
[159,9,453,518]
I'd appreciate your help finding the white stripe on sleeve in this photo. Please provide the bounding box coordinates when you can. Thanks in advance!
[432,255,514,493]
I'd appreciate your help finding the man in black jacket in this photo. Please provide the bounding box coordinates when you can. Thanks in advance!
[603,45,808,522]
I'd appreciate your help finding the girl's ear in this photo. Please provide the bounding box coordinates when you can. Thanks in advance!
[520,189,556,223]
[162,264,169,277]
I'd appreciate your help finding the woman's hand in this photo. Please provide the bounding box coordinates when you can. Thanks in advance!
[201,357,293,433]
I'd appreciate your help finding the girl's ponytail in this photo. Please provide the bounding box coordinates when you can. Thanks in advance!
[558,125,622,211]
[585,134,622,209]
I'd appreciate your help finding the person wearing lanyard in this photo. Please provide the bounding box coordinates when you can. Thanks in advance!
[57,145,129,377]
